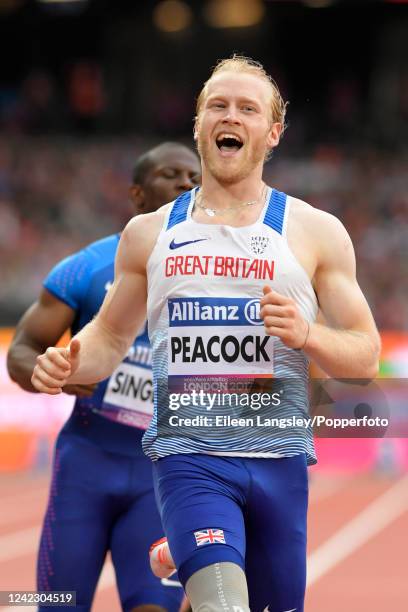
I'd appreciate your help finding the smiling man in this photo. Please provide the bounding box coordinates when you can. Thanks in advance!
[31,56,380,612]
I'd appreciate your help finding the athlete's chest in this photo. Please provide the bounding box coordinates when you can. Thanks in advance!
[159,223,279,284]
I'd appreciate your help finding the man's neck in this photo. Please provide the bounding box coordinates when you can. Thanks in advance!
[200,167,265,210]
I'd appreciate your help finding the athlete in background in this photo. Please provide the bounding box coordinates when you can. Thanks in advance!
[7,142,201,612]
[30,57,380,612]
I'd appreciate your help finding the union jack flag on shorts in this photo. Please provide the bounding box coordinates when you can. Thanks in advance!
[194,528,226,546]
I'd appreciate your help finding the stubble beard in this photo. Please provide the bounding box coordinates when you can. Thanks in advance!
[198,135,266,185]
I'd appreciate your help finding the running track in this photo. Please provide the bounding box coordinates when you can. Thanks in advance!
[0,470,407,611]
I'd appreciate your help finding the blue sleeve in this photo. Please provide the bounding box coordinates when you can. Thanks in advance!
[43,250,92,310]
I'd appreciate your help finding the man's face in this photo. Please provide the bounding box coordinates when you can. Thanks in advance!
[134,147,201,214]
[195,72,281,184]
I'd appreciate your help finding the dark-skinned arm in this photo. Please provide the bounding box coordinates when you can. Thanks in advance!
[7,289,96,396]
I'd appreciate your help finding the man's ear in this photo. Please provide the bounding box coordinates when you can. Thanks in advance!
[193,115,200,142]
[129,184,145,213]
[266,122,282,150]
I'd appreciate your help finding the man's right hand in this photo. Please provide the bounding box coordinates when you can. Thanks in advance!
[31,338,81,395]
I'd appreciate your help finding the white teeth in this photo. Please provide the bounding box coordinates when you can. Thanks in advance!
[217,133,242,143]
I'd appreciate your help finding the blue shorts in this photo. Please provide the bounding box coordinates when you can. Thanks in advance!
[153,453,308,612]
[37,433,183,612]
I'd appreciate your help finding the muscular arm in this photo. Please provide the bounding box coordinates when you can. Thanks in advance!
[66,223,149,385]
[306,214,381,378]
[7,290,75,392]
[31,212,163,393]
[261,205,380,379]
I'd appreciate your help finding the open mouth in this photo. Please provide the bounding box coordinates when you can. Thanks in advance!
[216,133,243,153]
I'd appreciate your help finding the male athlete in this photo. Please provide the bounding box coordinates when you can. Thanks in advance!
[31,57,380,612]
[8,142,201,612]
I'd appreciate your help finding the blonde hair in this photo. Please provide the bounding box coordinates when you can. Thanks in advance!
[196,55,288,132]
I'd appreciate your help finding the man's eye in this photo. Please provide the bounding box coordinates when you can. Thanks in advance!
[162,170,177,179]
[242,106,255,112]
[191,174,201,185]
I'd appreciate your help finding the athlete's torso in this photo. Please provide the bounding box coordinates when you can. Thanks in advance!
[143,187,318,463]
[44,234,153,456]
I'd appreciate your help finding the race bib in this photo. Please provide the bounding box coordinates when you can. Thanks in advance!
[101,350,153,430]
[168,297,274,390]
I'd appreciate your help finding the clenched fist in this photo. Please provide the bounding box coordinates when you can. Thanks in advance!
[31,338,81,395]
[260,286,310,350]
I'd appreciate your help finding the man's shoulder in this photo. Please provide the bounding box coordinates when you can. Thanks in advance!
[289,195,348,237]
[55,233,118,264]
[119,204,172,268]
[86,233,120,249]
[81,233,120,261]
[43,236,119,307]
[126,203,171,235]
[288,195,353,268]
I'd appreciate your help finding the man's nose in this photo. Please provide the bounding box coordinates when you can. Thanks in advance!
[222,105,240,124]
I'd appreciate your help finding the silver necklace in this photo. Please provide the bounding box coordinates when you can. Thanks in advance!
[195,184,267,218]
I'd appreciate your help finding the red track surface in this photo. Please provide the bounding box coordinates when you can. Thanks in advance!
[0,470,407,611]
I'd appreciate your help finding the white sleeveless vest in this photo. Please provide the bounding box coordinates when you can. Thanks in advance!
[143,187,318,464]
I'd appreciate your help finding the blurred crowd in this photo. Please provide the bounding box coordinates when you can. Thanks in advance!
[0,137,407,330]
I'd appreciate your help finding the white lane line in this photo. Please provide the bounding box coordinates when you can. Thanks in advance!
[0,526,39,563]
[2,476,407,597]
[307,473,408,587]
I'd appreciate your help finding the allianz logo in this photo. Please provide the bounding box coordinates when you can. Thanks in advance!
[170,299,263,326]
[126,343,152,365]
[244,299,263,326]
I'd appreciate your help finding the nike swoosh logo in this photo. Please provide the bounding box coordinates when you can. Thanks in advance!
[169,238,208,250]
